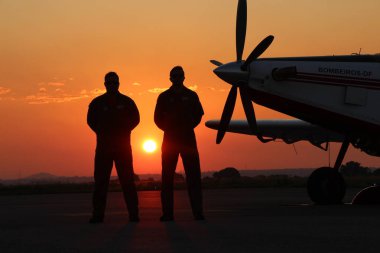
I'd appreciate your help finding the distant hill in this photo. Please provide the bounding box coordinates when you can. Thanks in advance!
[202,169,315,178]
[1,173,93,185]
[24,172,59,180]
[140,168,316,181]
[235,168,315,177]
[0,168,318,186]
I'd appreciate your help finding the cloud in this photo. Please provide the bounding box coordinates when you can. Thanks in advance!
[132,82,141,86]
[25,93,89,104]
[148,87,168,93]
[0,87,11,95]
[206,86,226,92]
[188,85,198,91]
[48,82,65,87]
[25,88,91,104]
[25,86,109,104]
[0,97,16,102]
[90,88,106,95]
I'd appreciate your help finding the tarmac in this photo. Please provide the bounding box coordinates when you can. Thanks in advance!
[0,188,379,253]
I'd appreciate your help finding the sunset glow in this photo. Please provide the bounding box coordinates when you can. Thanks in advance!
[143,140,158,154]
[0,0,380,179]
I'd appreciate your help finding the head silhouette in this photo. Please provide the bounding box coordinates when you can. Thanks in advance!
[170,66,185,86]
[104,72,120,93]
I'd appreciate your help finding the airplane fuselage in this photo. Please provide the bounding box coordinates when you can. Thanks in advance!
[248,55,380,155]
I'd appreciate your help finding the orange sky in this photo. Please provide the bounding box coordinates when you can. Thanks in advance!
[1,0,380,179]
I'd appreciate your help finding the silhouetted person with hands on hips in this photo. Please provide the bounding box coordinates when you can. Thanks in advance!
[87,72,140,223]
[154,66,205,221]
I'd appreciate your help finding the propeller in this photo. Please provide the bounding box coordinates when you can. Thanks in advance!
[212,0,274,144]
[236,0,247,62]
[216,86,238,144]
[241,35,274,71]
[210,60,223,67]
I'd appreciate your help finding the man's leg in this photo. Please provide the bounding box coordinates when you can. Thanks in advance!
[115,150,139,221]
[181,146,204,219]
[161,141,179,220]
[92,151,113,222]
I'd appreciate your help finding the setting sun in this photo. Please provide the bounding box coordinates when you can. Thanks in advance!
[142,139,158,153]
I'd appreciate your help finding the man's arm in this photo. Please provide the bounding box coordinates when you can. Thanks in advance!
[191,94,204,128]
[87,102,98,133]
[154,94,167,131]
[127,100,140,131]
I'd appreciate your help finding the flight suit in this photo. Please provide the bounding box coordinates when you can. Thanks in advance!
[87,91,140,219]
[154,85,204,217]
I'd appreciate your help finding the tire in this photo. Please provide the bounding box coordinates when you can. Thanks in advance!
[307,167,346,204]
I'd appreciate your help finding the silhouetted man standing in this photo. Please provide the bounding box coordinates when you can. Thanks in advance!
[154,66,204,221]
[87,72,140,223]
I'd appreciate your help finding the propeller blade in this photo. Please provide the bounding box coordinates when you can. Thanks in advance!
[216,86,238,144]
[241,35,274,71]
[240,85,258,134]
[236,0,247,62]
[210,60,223,66]
[240,84,275,143]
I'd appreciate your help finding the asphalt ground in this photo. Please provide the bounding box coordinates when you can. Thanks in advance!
[0,188,379,253]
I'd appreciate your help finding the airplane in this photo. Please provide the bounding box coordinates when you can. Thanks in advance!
[205,0,380,204]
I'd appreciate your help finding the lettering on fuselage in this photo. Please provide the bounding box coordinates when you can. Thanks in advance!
[318,67,372,77]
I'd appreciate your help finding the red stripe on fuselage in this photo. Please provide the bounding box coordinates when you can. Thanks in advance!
[290,72,380,90]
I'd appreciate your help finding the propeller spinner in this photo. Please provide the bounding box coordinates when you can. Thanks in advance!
[211,0,274,144]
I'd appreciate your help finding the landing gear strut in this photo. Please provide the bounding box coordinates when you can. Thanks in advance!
[307,138,350,204]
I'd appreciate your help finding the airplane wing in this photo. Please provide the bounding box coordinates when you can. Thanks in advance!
[205,119,345,150]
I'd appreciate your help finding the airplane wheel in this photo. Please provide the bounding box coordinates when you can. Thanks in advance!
[307,167,346,204]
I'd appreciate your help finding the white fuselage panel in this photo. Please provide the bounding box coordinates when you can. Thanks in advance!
[249,60,380,125]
